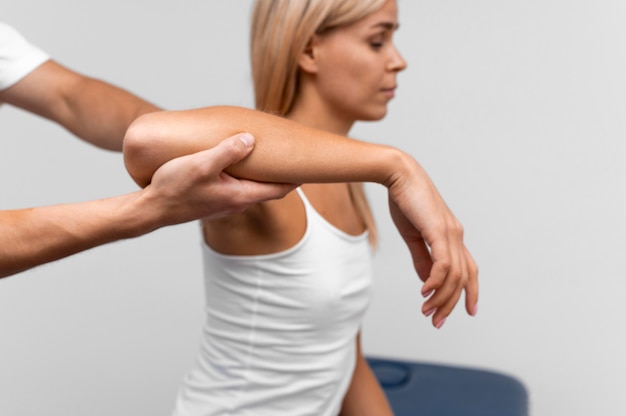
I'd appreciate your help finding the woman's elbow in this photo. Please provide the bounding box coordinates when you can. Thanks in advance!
[123,113,161,188]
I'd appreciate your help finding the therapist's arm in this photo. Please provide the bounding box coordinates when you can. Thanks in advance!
[0,134,293,278]
[0,60,293,278]
[0,59,159,150]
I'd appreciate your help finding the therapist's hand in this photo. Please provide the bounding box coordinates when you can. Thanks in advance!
[142,133,296,226]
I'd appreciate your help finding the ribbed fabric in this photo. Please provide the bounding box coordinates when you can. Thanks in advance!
[0,23,49,90]
[173,188,373,416]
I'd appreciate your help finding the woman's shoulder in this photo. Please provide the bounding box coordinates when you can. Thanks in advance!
[201,190,307,256]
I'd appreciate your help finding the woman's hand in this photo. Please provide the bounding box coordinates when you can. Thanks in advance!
[385,154,478,328]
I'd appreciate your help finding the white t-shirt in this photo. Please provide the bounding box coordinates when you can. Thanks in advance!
[0,22,49,91]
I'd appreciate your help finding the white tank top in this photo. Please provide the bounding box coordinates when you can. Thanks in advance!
[173,188,374,416]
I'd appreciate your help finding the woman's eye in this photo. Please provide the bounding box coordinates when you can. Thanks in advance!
[369,33,387,50]
[370,40,384,49]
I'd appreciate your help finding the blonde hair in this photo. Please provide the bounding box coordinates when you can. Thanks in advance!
[250,0,387,115]
[250,0,385,247]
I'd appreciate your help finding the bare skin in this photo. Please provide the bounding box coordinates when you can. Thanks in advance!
[0,59,293,278]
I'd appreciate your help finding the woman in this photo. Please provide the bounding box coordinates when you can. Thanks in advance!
[124,0,478,414]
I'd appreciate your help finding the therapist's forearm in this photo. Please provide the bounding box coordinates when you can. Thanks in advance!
[0,191,165,278]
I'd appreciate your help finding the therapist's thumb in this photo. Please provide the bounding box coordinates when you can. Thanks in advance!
[208,132,256,170]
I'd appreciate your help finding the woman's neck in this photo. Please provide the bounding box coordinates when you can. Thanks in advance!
[286,94,354,136]
[288,109,353,136]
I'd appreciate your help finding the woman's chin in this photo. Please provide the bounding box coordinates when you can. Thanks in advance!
[359,108,388,122]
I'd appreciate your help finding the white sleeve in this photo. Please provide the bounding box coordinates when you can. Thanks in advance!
[0,22,50,90]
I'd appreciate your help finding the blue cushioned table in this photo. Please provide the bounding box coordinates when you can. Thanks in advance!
[366,357,528,416]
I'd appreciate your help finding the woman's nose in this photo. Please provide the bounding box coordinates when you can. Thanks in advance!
[388,46,407,72]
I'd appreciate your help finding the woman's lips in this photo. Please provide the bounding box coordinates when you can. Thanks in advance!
[381,87,396,98]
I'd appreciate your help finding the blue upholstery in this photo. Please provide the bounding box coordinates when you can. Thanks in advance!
[367,357,528,416]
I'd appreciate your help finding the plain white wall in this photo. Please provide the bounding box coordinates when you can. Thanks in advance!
[1,1,625,415]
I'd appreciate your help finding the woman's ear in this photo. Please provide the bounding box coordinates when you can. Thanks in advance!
[298,35,320,74]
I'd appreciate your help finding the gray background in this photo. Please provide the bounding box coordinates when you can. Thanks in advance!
[2,1,625,415]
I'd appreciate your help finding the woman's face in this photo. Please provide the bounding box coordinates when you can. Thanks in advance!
[310,0,407,122]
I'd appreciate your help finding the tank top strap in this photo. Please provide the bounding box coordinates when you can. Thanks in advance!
[295,187,324,227]
[295,187,313,211]
[295,187,369,241]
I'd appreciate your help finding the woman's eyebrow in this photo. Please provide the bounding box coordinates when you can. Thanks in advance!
[371,21,400,31]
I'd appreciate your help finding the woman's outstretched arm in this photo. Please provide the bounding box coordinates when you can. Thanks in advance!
[124,106,403,187]
[123,106,478,327]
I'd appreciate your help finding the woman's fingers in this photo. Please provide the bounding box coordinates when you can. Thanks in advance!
[422,242,478,328]
[464,247,479,316]
[386,161,478,329]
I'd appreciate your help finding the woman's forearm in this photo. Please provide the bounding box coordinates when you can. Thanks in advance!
[123,105,412,188]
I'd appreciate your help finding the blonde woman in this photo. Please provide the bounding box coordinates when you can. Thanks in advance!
[124,0,478,414]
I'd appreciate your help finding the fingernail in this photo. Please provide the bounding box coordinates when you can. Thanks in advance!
[239,133,254,147]
[436,318,446,329]
[472,304,478,316]
[424,307,435,317]
[422,289,434,298]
